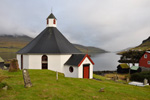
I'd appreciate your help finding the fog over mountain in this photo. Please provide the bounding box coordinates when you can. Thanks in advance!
[0,0,150,52]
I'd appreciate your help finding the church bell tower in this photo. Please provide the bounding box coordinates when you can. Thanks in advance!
[47,13,57,27]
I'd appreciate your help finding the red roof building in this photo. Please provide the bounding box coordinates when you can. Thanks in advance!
[139,51,150,68]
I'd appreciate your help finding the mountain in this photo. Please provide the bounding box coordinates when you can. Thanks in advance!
[118,36,150,54]
[74,44,107,54]
[0,35,33,53]
[133,36,150,51]
[129,36,150,51]
[0,35,107,54]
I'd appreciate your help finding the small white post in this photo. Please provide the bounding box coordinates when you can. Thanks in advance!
[56,71,58,81]
[143,78,148,85]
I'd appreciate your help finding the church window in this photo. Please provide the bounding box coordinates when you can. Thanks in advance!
[69,66,73,73]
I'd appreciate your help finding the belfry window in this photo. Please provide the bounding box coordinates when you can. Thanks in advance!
[47,19,49,24]
[53,19,56,24]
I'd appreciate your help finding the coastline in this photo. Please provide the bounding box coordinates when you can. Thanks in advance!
[93,70,117,76]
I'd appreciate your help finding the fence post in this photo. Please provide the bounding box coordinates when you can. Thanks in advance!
[56,71,58,81]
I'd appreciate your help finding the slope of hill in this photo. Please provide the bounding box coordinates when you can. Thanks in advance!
[0,35,33,52]
[0,70,150,100]
[74,44,107,54]
[118,36,150,54]
[133,36,150,51]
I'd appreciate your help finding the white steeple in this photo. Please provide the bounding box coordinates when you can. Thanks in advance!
[46,13,57,27]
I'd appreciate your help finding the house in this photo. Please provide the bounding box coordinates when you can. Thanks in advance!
[139,51,150,68]
[0,57,4,69]
[16,13,94,79]
[117,63,129,73]
[130,66,141,74]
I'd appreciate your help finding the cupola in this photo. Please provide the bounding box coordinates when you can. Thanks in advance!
[46,13,57,27]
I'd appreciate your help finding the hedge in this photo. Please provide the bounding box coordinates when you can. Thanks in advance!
[130,71,150,84]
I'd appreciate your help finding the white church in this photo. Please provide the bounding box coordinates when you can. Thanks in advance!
[17,13,94,79]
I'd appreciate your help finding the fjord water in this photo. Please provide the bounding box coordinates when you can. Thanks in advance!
[91,53,120,71]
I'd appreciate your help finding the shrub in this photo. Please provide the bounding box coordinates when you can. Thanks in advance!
[8,59,20,72]
[130,71,150,84]
[0,82,6,89]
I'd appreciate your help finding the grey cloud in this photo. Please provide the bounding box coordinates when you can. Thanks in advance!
[0,0,150,51]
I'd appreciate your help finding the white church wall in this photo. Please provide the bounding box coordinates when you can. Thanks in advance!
[48,54,71,73]
[78,57,93,79]
[17,54,71,72]
[16,54,21,69]
[48,55,61,72]
[64,65,78,78]
[17,54,29,69]
[60,55,72,72]
[23,55,29,69]
[28,55,41,69]
[78,65,83,78]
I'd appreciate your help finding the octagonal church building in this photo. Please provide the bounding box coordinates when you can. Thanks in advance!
[17,13,94,79]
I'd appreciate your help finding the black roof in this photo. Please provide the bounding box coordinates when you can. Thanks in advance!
[47,13,57,19]
[17,27,82,54]
[64,54,86,66]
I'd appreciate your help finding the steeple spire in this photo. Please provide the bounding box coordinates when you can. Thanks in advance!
[46,13,57,27]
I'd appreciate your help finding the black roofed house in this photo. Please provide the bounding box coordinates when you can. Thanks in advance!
[117,63,130,73]
[16,13,94,79]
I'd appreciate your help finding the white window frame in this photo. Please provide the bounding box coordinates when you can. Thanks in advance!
[147,61,150,65]
[144,54,147,58]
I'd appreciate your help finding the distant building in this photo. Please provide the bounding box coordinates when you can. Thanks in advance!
[117,63,129,73]
[130,66,141,74]
[16,13,94,79]
[0,57,4,69]
[139,51,150,68]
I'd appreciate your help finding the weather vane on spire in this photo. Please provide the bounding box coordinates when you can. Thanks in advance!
[51,7,53,13]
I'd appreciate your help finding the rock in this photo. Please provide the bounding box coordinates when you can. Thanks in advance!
[2,85,8,90]
[99,88,104,92]
[126,77,129,83]
[112,76,118,81]
[22,69,32,88]
[9,59,19,72]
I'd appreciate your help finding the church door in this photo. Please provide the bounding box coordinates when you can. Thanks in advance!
[42,55,48,69]
[83,64,90,79]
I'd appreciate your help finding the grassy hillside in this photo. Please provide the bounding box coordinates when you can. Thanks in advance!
[128,36,150,51]
[0,69,150,100]
[118,36,150,54]
[0,35,32,52]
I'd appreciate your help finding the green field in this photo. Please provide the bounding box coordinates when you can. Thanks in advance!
[0,69,150,100]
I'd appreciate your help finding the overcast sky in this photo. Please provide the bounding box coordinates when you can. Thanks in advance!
[0,0,150,52]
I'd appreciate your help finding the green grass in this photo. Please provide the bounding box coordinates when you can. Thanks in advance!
[0,69,150,100]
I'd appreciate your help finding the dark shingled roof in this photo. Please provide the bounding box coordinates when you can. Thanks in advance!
[64,54,86,66]
[17,27,82,54]
[47,13,57,19]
